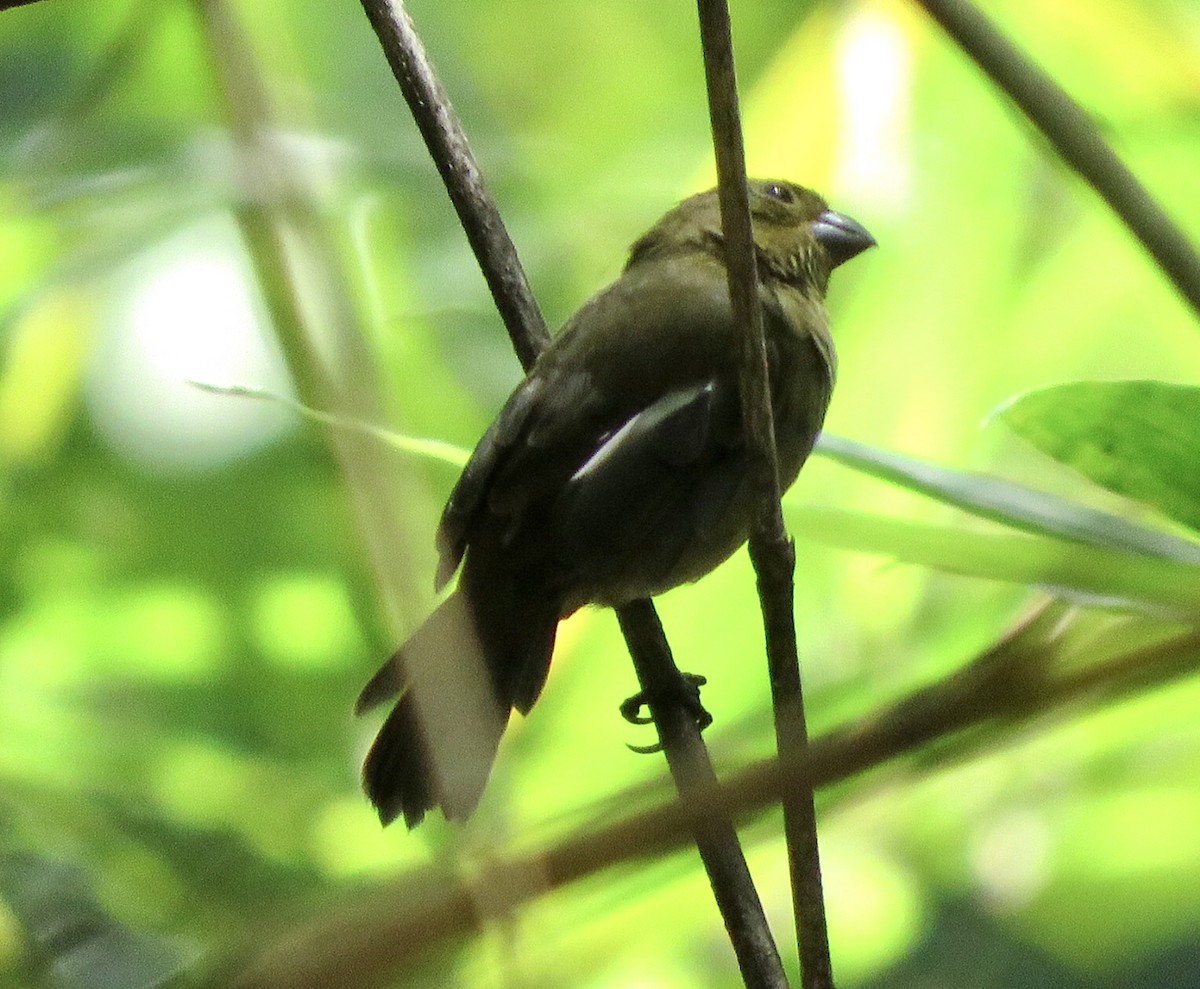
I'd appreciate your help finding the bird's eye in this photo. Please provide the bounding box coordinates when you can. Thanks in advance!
[765,183,795,203]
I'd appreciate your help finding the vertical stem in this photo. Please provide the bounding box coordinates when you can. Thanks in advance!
[751,539,832,989]
[694,0,834,985]
[192,0,429,630]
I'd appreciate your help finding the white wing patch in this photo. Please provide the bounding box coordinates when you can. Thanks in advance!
[569,382,715,483]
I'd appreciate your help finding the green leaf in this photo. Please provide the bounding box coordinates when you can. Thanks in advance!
[814,433,1200,565]
[784,505,1200,619]
[996,381,1200,535]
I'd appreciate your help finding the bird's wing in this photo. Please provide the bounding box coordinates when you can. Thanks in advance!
[435,253,742,587]
[434,377,543,589]
[547,375,748,605]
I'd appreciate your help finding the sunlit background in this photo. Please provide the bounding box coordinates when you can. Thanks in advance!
[2,0,1199,986]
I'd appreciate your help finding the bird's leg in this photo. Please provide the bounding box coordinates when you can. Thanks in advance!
[621,671,712,753]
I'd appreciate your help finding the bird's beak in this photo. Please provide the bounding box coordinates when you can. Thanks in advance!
[812,209,876,268]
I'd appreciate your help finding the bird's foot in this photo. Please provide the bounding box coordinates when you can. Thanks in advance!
[620,672,712,754]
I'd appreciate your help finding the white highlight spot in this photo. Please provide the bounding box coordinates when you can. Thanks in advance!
[88,215,295,470]
[836,9,911,206]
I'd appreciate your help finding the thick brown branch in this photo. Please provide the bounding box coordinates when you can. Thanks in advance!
[232,611,1200,989]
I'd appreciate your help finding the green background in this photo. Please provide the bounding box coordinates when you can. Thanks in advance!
[1,0,1199,986]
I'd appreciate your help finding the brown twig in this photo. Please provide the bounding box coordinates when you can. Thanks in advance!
[357,1,787,985]
[912,0,1200,321]
[618,602,789,988]
[358,0,550,368]
[695,1,831,984]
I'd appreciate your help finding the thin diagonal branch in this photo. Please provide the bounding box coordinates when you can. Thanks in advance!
[618,602,789,989]
[359,0,549,368]
[357,2,786,985]
[695,1,832,986]
[913,0,1200,321]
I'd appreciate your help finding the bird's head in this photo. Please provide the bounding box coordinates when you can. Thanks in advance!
[628,179,875,296]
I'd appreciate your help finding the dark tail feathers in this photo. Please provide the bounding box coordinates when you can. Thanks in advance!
[359,589,557,828]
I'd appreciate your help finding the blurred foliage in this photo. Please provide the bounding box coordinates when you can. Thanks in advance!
[1,0,1199,987]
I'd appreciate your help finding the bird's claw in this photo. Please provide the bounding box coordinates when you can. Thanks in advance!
[618,696,656,725]
[621,672,712,753]
[626,740,665,755]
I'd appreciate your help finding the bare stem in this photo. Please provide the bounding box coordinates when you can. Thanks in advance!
[358,0,550,368]
[695,1,832,984]
[618,601,789,989]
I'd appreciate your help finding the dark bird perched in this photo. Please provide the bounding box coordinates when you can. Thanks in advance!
[357,180,874,827]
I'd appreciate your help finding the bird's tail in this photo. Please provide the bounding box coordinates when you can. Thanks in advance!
[357,587,557,828]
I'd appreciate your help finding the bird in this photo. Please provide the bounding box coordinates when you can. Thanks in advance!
[356,179,875,827]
